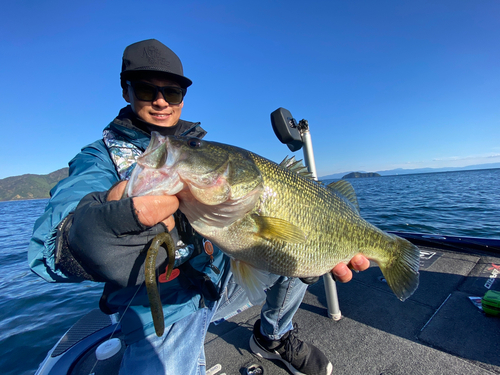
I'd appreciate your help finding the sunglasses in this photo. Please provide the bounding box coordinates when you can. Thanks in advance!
[127,81,186,104]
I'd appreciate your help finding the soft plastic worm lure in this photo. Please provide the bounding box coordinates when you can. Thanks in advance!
[145,232,176,336]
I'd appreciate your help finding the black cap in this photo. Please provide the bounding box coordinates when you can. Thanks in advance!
[120,39,192,88]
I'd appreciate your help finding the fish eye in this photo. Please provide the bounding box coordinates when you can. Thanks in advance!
[187,138,201,148]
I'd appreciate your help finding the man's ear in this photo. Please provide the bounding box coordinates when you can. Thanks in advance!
[123,87,131,103]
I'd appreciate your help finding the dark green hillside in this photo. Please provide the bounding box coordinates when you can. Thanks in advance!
[342,172,381,179]
[0,168,69,201]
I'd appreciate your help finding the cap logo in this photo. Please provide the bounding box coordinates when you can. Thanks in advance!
[142,46,170,68]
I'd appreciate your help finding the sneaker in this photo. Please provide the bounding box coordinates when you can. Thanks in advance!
[249,319,333,375]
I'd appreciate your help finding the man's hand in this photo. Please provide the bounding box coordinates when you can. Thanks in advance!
[331,254,370,283]
[107,181,178,230]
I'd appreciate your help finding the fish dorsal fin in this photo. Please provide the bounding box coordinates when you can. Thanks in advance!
[279,156,314,179]
[251,214,306,244]
[327,180,360,212]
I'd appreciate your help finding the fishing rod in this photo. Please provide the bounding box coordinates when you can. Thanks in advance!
[270,107,342,320]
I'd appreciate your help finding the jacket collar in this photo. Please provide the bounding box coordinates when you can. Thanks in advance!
[110,105,206,146]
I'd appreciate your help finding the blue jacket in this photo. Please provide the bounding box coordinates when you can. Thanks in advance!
[27,107,229,343]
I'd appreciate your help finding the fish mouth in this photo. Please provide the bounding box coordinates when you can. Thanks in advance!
[124,164,185,198]
[123,136,186,198]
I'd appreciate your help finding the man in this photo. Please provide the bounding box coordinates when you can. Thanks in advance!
[28,39,369,375]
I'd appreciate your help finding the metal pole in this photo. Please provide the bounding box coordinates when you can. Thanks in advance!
[323,273,342,320]
[300,130,318,180]
[299,125,342,321]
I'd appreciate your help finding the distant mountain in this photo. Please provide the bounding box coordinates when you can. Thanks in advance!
[0,168,69,201]
[321,162,500,181]
[342,172,381,179]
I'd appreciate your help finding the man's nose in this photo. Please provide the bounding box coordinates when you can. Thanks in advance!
[152,91,169,106]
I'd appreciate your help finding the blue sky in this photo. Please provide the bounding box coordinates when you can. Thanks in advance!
[1,0,499,179]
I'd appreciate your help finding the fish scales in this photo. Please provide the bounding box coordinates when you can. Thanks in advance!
[214,152,388,278]
[236,154,356,276]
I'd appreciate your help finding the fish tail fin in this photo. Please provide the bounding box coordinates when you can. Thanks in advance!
[378,235,420,301]
[230,259,280,305]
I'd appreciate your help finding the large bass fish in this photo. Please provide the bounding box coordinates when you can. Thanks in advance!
[125,133,419,309]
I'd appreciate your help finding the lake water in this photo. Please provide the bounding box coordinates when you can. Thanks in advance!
[1,168,499,375]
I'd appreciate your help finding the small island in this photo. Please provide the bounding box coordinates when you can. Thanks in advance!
[342,172,381,179]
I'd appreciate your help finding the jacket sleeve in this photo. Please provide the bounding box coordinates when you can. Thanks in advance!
[27,139,120,283]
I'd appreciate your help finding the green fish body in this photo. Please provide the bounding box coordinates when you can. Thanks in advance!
[125,133,420,303]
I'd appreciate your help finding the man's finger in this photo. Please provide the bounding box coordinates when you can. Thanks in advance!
[350,254,370,272]
[107,181,127,201]
[331,263,352,283]
[133,195,180,227]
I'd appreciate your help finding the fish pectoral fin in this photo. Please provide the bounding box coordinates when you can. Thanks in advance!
[230,259,280,305]
[251,214,306,244]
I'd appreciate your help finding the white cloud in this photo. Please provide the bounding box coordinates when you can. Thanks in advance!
[433,153,500,162]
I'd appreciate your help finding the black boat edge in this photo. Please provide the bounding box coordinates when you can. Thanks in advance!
[389,231,500,254]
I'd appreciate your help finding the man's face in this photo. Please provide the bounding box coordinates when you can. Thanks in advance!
[123,77,184,127]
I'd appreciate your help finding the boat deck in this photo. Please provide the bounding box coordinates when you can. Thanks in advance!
[38,239,500,375]
[204,243,500,374]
